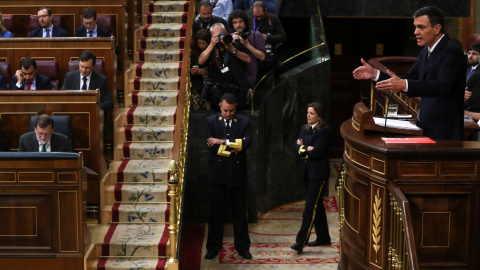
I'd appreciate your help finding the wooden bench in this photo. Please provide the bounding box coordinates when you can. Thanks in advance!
[0,90,105,205]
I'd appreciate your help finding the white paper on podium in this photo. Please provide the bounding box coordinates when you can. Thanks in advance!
[373,117,421,130]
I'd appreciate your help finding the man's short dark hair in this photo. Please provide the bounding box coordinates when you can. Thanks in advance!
[228,10,250,32]
[20,57,37,70]
[38,7,52,16]
[79,50,96,65]
[252,1,266,11]
[468,43,480,53]
[82,7,97,20]
[413,6,444,34]
[198,0,212,10]
[220,93,237,105]
[35,114,54,129]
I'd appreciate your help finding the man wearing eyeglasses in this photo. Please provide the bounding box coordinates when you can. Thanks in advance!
[18,114,72,152]
[28,7,68,37]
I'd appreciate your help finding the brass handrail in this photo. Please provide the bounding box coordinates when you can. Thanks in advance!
[250,42,326,113]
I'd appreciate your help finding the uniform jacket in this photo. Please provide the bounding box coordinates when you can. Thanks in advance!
[206,113,251,187]
[294,124,330,181]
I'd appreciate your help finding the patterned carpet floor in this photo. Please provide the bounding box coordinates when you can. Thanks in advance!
[199,161,341,269]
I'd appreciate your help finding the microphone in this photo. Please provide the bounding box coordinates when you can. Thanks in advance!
[384,91,395,137]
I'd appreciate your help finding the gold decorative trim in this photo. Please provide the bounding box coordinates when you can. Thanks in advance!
[371,157,385,175]
[57,172,78,183]
[351,148,370,169]
[372,188,382,262]
[0,207,37,236]
[58,190,79,252]
[344,185,361,233]
[18,172,54,183]
[0,172,16,182]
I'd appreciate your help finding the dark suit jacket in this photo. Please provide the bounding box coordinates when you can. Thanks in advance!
[379,34,466,140]
[29,26,69,37]
[61,70,114,111]
[465,67,480,112]
[0,75,6,90]
[206,113,251,187]
[75,25,112,37]
[18,131,72,152]
[10,73,53,90]
[294,124,330,181]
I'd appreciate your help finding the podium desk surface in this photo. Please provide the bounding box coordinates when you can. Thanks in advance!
[341,119,480,159]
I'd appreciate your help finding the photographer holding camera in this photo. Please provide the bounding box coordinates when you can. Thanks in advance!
[249,1,286,72]
[229,9,266,87]
[198,23,251,109]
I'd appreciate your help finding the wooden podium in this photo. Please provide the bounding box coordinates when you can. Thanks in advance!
[339,117,480,269]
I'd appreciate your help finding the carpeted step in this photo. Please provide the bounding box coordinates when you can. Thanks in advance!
[129,91,179,107]
[111,203,170,223]
[142,24,187,38]
[117,159,171,183]
[147,12,188,24]
[126,106,177,125]
[119,126,175,142]
[137,49,184,63]
[119,142,174,159]
[115,183,169,203]
[101,224,169,256]
[136,62,182,78]
[134,77,181,91]
[96,258,167,270]
[149,1,189,13]
[138,37,185,50]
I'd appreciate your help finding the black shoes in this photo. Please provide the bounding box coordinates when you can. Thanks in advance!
[204,250,218,260]
[307,239,331,246]
[290,243,304,253]
[239,251,253,259]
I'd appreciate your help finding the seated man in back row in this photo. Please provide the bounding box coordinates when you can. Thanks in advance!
[29,7,68,37]
[18,114,72,152]
[10,57,53,90]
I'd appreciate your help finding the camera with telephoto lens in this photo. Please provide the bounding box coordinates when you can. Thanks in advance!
[217,32,233,44]
[239,31,250,39]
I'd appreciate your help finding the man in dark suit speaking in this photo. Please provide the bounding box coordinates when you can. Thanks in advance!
[18,114,72,152]
[204,93,253,260]
[10,57,53,90]
[75,7,112,38]
[353,6,466,140]
[28,7,68,37]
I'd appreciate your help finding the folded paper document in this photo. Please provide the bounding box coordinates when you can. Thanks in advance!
[373,117,421,130]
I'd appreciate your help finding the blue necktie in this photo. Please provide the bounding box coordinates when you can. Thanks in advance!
[45,29,50,37]
[467,68,475,83]
[88,31,93,37]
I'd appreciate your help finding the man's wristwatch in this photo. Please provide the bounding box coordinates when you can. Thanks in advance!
[232,49,237,56]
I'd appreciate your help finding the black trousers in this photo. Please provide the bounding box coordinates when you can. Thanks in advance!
[295,179,330,245]
[206,183,251,253]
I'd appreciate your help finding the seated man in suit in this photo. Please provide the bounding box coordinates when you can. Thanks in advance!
[29,7,68,37]
[61,50,114,136]
[75,7,111,37]
[18,114,72,152]
[10,57,53,90]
